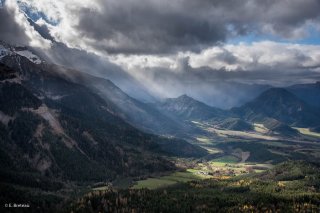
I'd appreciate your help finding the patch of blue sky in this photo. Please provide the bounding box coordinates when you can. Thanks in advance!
[18,1,59,26]
[294,27,320,45]
[227,25,320,45]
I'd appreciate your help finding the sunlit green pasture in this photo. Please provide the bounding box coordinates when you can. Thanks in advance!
[132,171,209,189]
[294,127,320,138]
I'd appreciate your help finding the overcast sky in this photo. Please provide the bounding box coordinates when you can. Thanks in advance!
[1,0,320,105]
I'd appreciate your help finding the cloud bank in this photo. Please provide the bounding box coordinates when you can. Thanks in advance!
[15,0,320,54]
[0,0,320,107]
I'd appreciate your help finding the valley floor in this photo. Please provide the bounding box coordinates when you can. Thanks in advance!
[68,161,320,213]
[67,121,320,212]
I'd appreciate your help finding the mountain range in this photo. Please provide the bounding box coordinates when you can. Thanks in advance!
[155,86,320,131]
[51,67,194,136]
[0,44,207,185]
[156,94,227,121]
[1,42,320,210]
[233,88,320,127]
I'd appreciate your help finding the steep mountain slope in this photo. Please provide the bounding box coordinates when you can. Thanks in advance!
[52,68,191,136]
[0,46,207,186]
[262,118,299,137]
[287,82,320,109]
[215,118,253,131]
[233,88,320,127]
[0,61,172,182]
[157,94,228,121]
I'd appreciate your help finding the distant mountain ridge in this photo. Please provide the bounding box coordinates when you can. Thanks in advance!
[287,81,320,108]
[232,88,320,127]
[157,94,227,121]
[156,87,320,133]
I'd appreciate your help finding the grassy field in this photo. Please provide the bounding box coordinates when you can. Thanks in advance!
[132,171,209,189]
[70,161,320,213]
[253,123,269,134]
[132,178,177,189]
[294,127,320,138]
[131,123,320,191]
[208,128,278,140]
[131,160,257,190]
[129,158,274,190]
[213,155,239,163]
[92,186,109,191]
[196,137,212,144]
[260,141,292,147]
[192,121,278,141]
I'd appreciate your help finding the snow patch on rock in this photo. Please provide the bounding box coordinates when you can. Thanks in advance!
[0,42,43,64]
[0,44,10,60]
[16,50,42,64]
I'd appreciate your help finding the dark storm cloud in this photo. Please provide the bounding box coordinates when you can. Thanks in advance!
[0,6,30,45]
[2,0,319,107]
[72,0,320,54]
[76,3,226,54]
